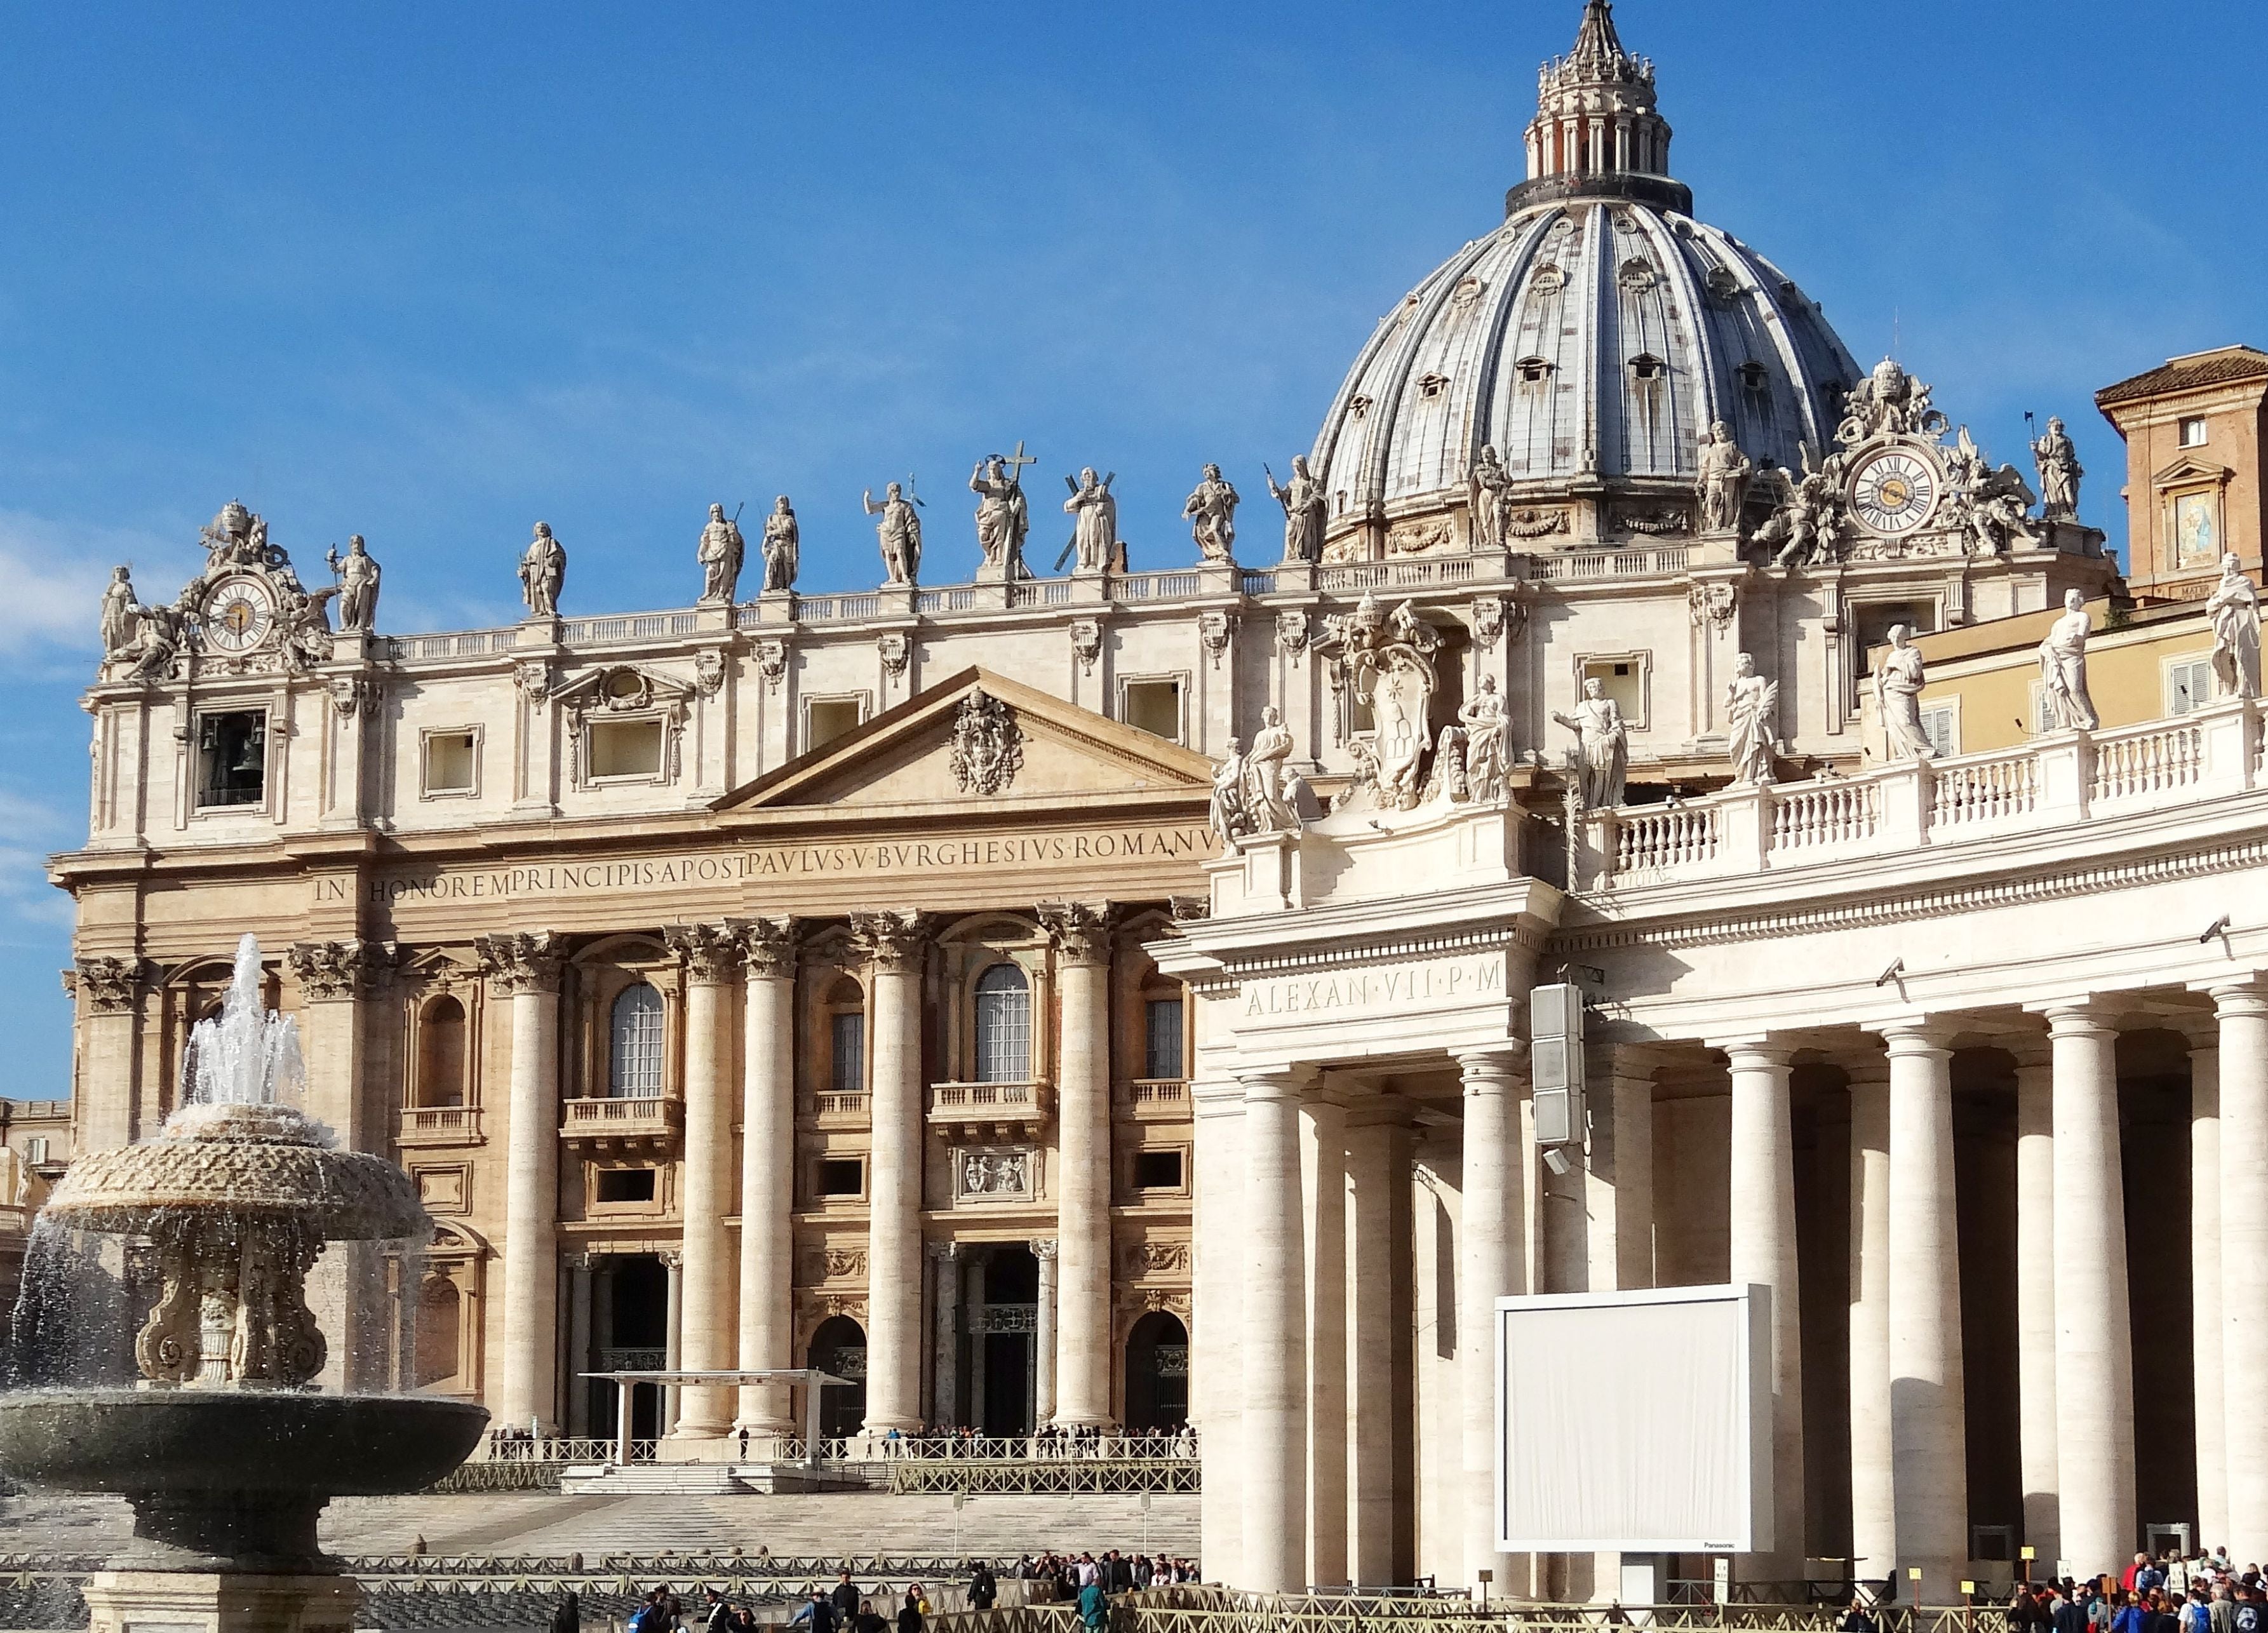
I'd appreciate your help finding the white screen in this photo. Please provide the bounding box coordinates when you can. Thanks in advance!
[1496,1285,1768,1553]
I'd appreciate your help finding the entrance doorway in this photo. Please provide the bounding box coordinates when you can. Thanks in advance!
[591,1254,668,1439]
[974,1247,1038,1437]
[1124,1310,1190,1432]
[809,1315,868,1438]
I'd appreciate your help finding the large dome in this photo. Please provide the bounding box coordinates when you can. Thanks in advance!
[1308,2,1860,541]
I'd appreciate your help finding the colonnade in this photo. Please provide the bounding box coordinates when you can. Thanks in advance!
[478,908,1127,1451]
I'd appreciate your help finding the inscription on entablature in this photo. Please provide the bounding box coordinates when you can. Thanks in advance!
[363,825,1216,908]
[1240,952,1507,1021]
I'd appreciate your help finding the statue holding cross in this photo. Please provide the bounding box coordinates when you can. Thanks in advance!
[970,441,1035,580]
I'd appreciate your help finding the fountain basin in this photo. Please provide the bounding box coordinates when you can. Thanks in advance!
[0,1390,487,1566]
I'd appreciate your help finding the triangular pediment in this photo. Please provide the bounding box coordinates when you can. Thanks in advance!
[713,667,1215,820]
[2152,454,2232,488]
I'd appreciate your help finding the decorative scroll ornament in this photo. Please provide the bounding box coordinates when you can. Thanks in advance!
[948,691,1023,796]
[475,931,565,995]
[1688,582,1738,631]
[1198,611,1235,670]
[1068,619,1102,676]
[756,639,788,692]
[1275,610,1312,659]
[514,661,553,706]
[694,650,726,697]
[733,915,801,980]
[285,940,368,1002]
[328,676,382,719]
[877,632,911,680]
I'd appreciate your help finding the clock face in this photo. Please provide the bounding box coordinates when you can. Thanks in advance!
[203,579,276,654]
[1848,449,1940,536]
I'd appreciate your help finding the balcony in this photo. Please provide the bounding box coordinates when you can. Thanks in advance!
[927,1080,1052,1143]
[558,1095,682,1155]
[811,1091,869,1130]
[1117,1079,1190,1123]
[397,1105,483,1147]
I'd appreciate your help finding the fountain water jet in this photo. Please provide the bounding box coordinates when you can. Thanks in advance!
[0,934,488,1633]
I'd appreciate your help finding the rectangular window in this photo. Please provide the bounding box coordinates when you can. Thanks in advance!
[830,1011,865,1093]
[2181,417,2208,448]
[2168,655,2215,717]
[587,718,664,779]
[422,730,477,795]
[1122,678,1184,743]
[196,710,267,809]
[1921,704,1958,759]
[1133,1150,1184,1190]
[805,696,866,752]
[1143,997,1185,1080]
[594,1167,657,1204]
[23,1138,47,1166]
[1578,655,1649,730]
[815,1157,864,1197]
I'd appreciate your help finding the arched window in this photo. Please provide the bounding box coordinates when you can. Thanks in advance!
[609,984,664,1098]
[415,1272,462,1389]
[973,963,1031,1084]
[417,995,466,1108]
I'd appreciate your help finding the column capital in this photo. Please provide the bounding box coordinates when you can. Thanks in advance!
[1036,900,1114,967]
[665,922,739,986]
[2025,995,2124,1038]
[476,930,565,995]
[849,910,930,974]
[1238,1066,1313,1105]
[730,915,802,981]
[1029,1237,1060,1261]
[286,939,384,1002]
[2197,973,2268,1019]
[1712,1036,1795,1072]
[925,1239,961,1264]
[659,1247,683,1272]
[69,954,145,1014]
[1456,1042,1527,1091]
[1867,1016,1959,1057]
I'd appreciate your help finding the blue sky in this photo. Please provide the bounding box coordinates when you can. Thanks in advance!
[1,1,2262,1094]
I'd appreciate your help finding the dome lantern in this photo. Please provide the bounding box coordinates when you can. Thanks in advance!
[1512,0,1690,217]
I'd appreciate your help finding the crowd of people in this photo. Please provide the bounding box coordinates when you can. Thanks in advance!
[1841,1550,2268,1632]
[598,1557,1199,1633]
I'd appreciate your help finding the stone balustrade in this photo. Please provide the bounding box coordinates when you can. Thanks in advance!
[1578,697,2258,892]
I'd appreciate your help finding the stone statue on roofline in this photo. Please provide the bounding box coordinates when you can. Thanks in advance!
[2036,590,2098,731]
[864,480,923,587]
[1184,464,1239,564]
[2209,554,2262,701]
[696,504,745,605]
[2031,415,2083,522]
[1875,625,1933,760]
[1268,457,1326,564]
[326,536,381,633]
[761,497,799,593]
[520,522,565,617]
[1697,420,1754,535]
[1553,677,1628,810]
[1724,652,1778,784]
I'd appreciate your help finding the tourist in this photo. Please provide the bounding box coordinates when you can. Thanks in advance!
[791,1590,838,1633]
[852,1600,888,1633]
[897,1586,925,1633]
[830,1571,861,1623]
[2213,1585,2238,1633]
[551,1590,580,1633]
[968,1560,998,1611]
[1078,1574,1108,1633]
[2229,1585,2264,1633]
[1839,1597,1877,1633]
[702,1589,734,1633]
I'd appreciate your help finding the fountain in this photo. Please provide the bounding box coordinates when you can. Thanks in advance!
[0,934,488,1633]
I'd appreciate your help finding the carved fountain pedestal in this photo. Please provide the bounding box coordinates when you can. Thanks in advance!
[0,938,487,1633]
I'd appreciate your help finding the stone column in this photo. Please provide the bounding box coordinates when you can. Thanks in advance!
[1458,1048,1526,1590]
[1191,1079,1245,1583]
[567,1254,594,1438]
[1032,1239,1059,1427]
[852,911,928,1435]
[1847,1061,1895,1580]
[662,1247,684,1434]
[1604,1050,1658,1293]
[2189,1021,2228,1550]
[1879,1021,1966,1598]
[1346,1105,1412,1589]
[2211,978,2268,1564]
[287,939,382,1390]
[735,918,800,1437]
[666,924,738,1445]
[1240,1069,1308,1594]
[70,957,147,1152]
[1722,1038,1805,1578]
[1041,901,1113,1428]
[481,931,565,1433]
[2041,998,2133,1576]
[1302,1092,1350,1587]
[2011,1042,2060,1564]
[931,1242,962,1428]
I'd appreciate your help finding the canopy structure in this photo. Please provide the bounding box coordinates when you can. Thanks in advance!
[579,1368,852,1468]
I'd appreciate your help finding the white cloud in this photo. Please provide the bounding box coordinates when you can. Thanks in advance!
[0,510,190,658]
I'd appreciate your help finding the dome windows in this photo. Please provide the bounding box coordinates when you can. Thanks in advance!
[1618,257,1659,294]
[1417,373,1451,401]
[1705,265,1743,301]
[1531,262,1567,297]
